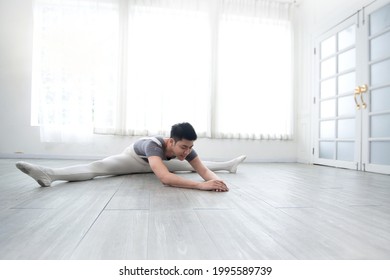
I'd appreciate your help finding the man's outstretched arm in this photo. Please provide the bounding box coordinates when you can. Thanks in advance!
[148,156,228,192]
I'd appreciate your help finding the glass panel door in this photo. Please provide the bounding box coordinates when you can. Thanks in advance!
[314,16,360,170]
[362,1,390,174]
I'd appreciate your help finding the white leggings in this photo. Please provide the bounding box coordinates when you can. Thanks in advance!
[45,144,240,182]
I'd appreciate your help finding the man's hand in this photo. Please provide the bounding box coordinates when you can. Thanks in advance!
[197,179,229,192]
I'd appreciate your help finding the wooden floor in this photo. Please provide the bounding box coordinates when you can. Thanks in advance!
[0,159,389,260]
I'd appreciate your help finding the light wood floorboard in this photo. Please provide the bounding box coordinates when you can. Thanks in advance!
[0,159,389,259]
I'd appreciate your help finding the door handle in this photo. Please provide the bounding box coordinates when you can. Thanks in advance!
[354,84,368,110]
[360,84,368,109]
[354,86,361,110]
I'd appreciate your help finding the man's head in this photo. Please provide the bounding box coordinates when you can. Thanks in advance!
[169,122,197,161]
[170,122,197,142]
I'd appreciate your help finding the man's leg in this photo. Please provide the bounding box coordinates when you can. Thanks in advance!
[16,145,152,187]
[164,155,246,173]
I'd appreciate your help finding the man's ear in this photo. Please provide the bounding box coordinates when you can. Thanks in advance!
[168,138,175,146]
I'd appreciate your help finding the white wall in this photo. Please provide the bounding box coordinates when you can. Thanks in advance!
[294,0,374,163]
[0,0,297,162]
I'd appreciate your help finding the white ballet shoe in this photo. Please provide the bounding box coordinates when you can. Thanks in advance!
[16,161,52,187]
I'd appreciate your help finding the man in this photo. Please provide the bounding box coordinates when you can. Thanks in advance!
[16,122,246,192]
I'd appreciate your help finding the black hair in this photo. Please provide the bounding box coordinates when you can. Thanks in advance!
[170,122,197,142]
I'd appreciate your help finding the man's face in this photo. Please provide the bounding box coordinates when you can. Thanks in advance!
[173,139,194,161]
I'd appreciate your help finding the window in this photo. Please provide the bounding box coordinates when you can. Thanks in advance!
[32,0,293,142]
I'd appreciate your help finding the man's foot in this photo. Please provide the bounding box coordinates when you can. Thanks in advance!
[229,155,247,173]
[16,161,52,187]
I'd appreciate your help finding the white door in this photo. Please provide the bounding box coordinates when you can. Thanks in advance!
[313,0,390,175]
[314,15,360,170]
[361,0,390,174]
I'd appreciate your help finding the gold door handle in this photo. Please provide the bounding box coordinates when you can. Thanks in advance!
[360,84,368,109]
[354,84,368,110]
[354,86,361,110]
[360,84,368,92]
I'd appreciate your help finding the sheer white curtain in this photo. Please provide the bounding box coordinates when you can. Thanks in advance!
[31,0,293,142]
[31,0,119,142]
[94,0,212,137]
[214,0,293,139]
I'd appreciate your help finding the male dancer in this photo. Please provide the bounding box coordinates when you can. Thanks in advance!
[16,122,246,192]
